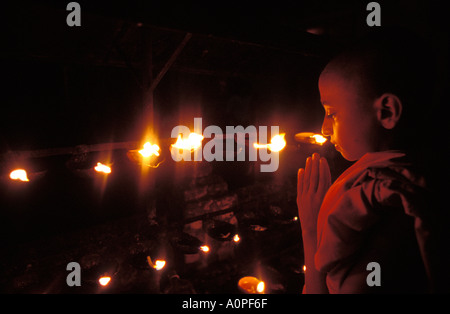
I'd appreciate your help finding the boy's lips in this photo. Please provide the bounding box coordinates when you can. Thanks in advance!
[330,139,340,149]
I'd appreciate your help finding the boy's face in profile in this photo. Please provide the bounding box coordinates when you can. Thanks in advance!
[318,70,381,161]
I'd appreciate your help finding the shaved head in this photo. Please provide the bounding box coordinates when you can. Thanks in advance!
[320,28,434,109]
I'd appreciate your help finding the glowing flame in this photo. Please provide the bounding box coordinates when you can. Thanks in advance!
[147,256,166,271]
[311,134,327,145]
[233,234,240,243]
[139,142,160,158]
[257,281,265,293]
[98,276,111,286]
[154,260,166,270]
[294,132,328,145]
[172,133,204,151]
[238,276,265,294]
[199,245,210,253]
[9,169,29,182]
[303,265,307,272]
[94,162,111,174]
[254,133,286,152]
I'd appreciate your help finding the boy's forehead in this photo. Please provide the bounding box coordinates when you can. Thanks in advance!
[319,69,364,107]
[319,54,366,85]
[319,70,354,94]
[320,60,355,82]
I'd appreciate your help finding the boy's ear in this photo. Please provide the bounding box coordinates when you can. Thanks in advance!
[374,93,403,130]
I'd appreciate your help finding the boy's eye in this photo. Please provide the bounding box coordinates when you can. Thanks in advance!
[323,106,337,119]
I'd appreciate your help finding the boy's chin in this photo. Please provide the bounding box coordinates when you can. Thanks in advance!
[336,146,359,162]
[342,154,358,162]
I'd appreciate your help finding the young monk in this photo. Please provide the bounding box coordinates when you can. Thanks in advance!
[297,29,448,293]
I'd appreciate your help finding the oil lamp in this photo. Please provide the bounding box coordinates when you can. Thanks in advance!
[170,231,210,255]
[294,132,328,145]
[147,256,166,271]
[204,219,238,242]
[127,141,163,167]
[238,276,265,294]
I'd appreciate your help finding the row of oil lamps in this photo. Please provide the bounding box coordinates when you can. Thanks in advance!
[96,259,306,293]
[6,131,326,183]
[96,259,279,294]
[93,225,307,294]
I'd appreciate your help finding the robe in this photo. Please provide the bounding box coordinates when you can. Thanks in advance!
[315,151,442,293]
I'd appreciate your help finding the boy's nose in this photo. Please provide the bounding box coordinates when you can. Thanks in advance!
[321,119,333,137]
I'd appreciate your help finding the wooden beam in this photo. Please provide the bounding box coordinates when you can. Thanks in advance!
[149,32,192,93]
[0,141,138,162]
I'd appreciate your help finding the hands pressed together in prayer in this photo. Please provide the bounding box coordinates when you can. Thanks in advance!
[297,153,331,235]
[297,152,331,293]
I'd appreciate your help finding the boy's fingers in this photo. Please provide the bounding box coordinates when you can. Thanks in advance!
[324,158,331,187]
[318,157,331,195]
[303,156,312,194]
[309,153,320,193]
[297,168,304,200]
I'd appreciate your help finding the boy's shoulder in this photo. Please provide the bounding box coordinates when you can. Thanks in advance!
[363,154,426,189]
[350,151,425,188]
[351,152,430,217]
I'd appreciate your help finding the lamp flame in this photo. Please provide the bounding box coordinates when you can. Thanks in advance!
[10,169,29,182]
[147,256,166,271]
[233,234,240,243]
[94,162,111,174]
[294,132,328,145]
[139,142,161,158]
[199,245,210,253]
[172,133,204,151]
[154,260,166,270]
[98,276,111,286]
[311,134,327,145]
[257,281,265,293]
[254,133,286,152]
